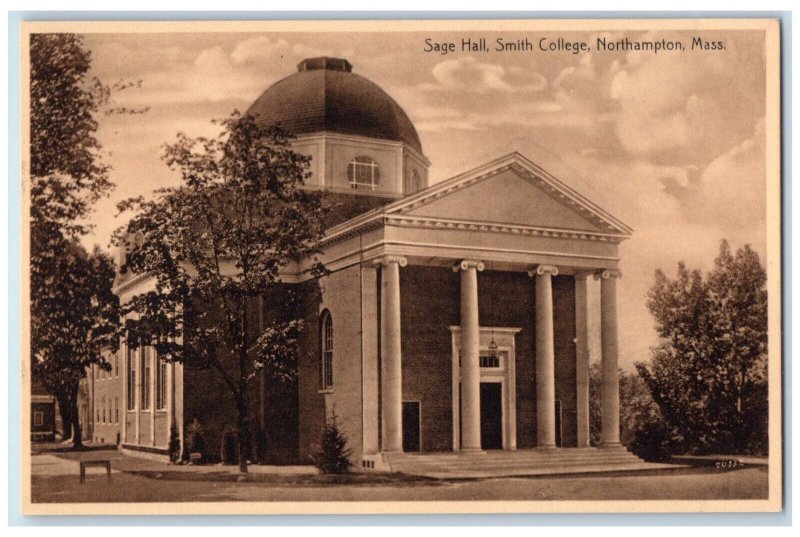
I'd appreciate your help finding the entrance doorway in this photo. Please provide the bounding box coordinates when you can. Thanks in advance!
[480,382,503,450]
[450,326,520,451]
[402,401,421,452]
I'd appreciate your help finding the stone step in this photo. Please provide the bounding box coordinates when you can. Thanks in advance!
[383,448,655,478]
[392,452,639,466]
[398,450,635,460]
[392,455,639,469]
[400,452,637,463]
[391,458,640,472]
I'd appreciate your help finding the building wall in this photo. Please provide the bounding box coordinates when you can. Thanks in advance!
[399,266,578,451]
[403,150,429,194]
[475,270,538,449]
[297,264,364,462]
[89,354,123,446]
[400,265,460,452]
[31,401,56,441]
[121,345,171,454]
[552,276,578,448]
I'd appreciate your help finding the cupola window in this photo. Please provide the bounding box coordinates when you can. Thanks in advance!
[347,156,380,191]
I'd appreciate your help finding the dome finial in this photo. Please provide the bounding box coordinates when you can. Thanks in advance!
[297,57,353,73]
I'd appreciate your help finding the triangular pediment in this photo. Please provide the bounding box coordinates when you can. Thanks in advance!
[389,153,632,236]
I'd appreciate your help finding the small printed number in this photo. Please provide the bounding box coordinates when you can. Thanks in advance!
[715,460,743,469]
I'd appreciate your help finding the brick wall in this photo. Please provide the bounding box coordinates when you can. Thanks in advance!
[400,265,459,452]
[400,267,578,451]
[297,265,364,462]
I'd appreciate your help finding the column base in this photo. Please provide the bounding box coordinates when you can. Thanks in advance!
[536,444,557,450]
[599,442,625,450]
[460,447,486,454]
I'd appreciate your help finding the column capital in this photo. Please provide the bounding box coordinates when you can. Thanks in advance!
[452,259,485,272]
[594,269,622,280]
[373,255,408,268]
[527,264,559,278]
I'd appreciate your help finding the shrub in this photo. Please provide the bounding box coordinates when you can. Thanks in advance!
[312,413,352,474]
[628,419,677,462]
[220,427,239,465]
[185,418,206,463]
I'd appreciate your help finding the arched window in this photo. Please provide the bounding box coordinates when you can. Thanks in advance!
[347,156,380,190]
[320,310,334,389]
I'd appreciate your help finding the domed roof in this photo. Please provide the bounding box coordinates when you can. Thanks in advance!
[246,57,422,153]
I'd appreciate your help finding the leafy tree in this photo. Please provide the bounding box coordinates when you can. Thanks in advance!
[115,112,327,473]
[30,240,119,447]
[29,34,143,445]
[30,33,113,238]
[589,363,676,460]
[636,240,768,455]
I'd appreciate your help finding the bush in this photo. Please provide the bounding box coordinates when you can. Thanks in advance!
[220,427,239,465]
[168,423,181,463]
[628,419,677,462]
[312,413,352,474]
[184,418,206,463]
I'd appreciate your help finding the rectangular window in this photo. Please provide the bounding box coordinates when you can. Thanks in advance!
[127,345,136,410]
[33,411,43,427]
[141,347,151,410]
[115,397,119,424]
[115,353,119,377]
[479,355,500,368]
[156,356,167,410]
[102,401,106,424]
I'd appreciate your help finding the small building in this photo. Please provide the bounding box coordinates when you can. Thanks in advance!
[31,380,57,442]
[112,57,633,471]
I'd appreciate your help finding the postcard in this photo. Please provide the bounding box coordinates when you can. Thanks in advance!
[20,17,782,515]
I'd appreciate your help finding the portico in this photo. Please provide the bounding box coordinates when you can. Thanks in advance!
[300,152,633,463]
[370,255,623,454]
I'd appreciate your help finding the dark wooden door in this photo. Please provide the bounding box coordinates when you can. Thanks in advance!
[480,382,503,450]
[402,401,421,452]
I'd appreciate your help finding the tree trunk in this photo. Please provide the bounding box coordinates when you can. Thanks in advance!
[236,395,248,473]
[57,393,73,441]
[71,398,83,449]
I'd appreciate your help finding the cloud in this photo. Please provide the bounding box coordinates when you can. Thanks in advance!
[608,31,766,166]
[420,56,547,94]
[104,37,334,106]
[229,36,331,65]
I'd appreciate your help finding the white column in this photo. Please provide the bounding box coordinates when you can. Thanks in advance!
[453,259,484,452]
[530,264,558,449]
[574,273,591,448]
[376,255,407,453]
[121,346,127,444]
[135,348,140,443]
[150,349,156,446]
[166,360,174,450]
[598,269,622,447]
[361,263,380,455]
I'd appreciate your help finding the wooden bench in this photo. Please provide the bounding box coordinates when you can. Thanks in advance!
[189,452,203,465]
[79,459,111,483]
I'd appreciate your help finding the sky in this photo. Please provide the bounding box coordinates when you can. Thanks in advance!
[78,28,768,370]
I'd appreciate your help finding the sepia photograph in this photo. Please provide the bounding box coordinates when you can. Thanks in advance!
[19,18,782,515]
